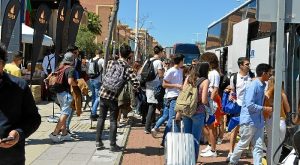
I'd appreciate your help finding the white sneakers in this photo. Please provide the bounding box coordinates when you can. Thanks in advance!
[200,150,217,157]
[200,145,217,157]
[49,133,73,143]
[201,145,211,153]
[49,133,60,143]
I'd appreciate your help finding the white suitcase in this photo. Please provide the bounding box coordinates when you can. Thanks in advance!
[165,120,196,165]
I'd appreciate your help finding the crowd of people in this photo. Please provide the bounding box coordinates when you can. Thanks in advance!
[2,41,300,164]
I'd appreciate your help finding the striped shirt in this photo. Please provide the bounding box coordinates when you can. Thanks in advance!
[100,59,140,100]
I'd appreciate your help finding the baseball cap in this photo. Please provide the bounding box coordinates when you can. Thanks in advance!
[62,52,74,64]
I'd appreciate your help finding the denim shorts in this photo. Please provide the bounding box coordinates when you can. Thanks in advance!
[56,91,73,116]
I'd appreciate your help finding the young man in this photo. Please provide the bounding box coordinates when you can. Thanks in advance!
[226,57,253,162]
[42,46,56,76]
[4,52,23,77]
[0,43,41,164]
[144,45,165,133]
[229,63,273,165]
[88,49,104,121]
[160,53,184,143]
[48,52,78,142]
[96,44,140,152]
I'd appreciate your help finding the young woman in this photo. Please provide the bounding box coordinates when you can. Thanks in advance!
[264,78,290,164]
[200,52,224,157]
[176,62,209,161]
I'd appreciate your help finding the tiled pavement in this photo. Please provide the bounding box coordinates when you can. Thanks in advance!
[25,101,130,165]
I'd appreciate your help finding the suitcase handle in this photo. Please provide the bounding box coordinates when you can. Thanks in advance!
[172,119,184,133]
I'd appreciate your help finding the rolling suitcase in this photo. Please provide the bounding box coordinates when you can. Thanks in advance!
[165,120,195,165]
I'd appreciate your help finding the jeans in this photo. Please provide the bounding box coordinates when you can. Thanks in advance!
[230,124,264,165]
[154,99,169,129]
[183,112,205,161]
[145,103,157,132]
[162,99,179,143]
[136,90,148,123]
[96,98,119,146]
[88,79,101,115]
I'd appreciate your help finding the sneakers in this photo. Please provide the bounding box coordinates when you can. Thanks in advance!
[200,150,217,157]
[49,133,60,143]
[201,145,211,153]
[96,141,104,150]
[110,144,123,152]
[151,128,159,137]
[144,130,151,134]
[90,114,99,121]
[226,152,233,163]
[60,133,73,141]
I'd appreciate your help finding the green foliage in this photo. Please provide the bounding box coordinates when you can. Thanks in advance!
[76,25,99,56]
[87,12,102,35]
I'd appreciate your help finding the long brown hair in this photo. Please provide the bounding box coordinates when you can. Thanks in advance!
[200,52,220,72]
[188,62,209,87]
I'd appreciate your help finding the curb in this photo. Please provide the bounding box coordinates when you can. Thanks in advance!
[115,124,132,165]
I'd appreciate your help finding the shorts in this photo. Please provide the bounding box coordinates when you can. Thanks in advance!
[56,91,73,116]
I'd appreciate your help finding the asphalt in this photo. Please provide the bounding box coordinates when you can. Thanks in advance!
[25,101,130,165]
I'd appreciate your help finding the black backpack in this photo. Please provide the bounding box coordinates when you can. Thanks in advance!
[140,58,157,85]
[219,74,230,94]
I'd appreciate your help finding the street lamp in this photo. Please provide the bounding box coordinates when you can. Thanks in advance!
[193,32,201,43]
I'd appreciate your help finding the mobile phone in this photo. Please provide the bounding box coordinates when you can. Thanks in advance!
[1,136,15,143]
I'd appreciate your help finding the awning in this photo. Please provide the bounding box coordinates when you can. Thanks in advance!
[22,23,54,46]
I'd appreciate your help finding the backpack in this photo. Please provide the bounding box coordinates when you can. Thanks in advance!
[140,58,157,85]
[102,60,127,95]
[87,58,102,79]
[175,77,206,117]
[47,66,71,94]
[231,71,255,91]
[219,74,230,93]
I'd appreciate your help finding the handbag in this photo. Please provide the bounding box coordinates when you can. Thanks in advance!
[224,101,241,114]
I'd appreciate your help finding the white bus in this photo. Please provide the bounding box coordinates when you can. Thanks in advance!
[205,0,299,123]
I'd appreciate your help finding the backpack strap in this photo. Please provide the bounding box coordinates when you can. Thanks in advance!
[233,73,237,92]
[47,55,54,70]
[196,77,206,88]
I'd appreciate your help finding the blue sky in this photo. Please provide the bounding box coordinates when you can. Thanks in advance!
[118,0,246,47]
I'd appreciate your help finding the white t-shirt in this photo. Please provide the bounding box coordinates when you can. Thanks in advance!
[164,67,183,98]
[145,57,163,103]
[230,72,252,106]
[208,69,220,93]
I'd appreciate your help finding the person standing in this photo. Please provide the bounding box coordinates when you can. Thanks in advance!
[42,46,56,76]
[0,43,41,165]
[160,54,184,143]
[95,44,140,152]
[226,57,253,162]
[144,45,165,133]
[4,52,23,77]
[42,47,56,101]
[229,63,273,165]
[48,52,78,142]
[200,52,223,157]
[176,62,209,161]
[87,49,104,121]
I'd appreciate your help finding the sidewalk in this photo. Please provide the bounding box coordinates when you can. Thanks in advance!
[121,117,253,165]
[25,101,130,165]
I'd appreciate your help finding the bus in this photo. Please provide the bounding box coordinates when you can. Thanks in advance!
[205,0,300,118]
[173,43,200,65]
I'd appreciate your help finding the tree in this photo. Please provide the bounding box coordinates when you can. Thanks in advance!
[76,11,102,57]
[75,25,98,57]
[87,12,102,35]
[103,0,119,74]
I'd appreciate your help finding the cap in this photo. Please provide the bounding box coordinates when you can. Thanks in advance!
[62,52,74,64]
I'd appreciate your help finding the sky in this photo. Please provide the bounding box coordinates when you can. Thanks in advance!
[118,0,247,47]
